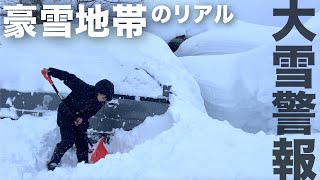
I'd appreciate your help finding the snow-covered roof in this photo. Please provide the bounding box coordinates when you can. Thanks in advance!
[175,20,280,57]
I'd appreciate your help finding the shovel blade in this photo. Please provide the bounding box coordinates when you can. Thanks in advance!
[90,137,109,164]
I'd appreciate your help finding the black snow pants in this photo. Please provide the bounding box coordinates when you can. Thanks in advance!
[51,112,89,164]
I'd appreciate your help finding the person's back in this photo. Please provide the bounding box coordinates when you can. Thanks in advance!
[58,85,102,129]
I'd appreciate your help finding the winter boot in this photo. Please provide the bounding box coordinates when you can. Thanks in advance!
[47,146,65,171]
[77,150,89,163]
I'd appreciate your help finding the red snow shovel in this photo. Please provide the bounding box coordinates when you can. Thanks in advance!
[41,69,109,163]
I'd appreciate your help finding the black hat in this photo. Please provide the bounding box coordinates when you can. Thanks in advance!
[95,79,114,100]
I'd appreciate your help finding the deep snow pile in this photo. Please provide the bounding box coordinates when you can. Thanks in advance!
[0,13,319,180]
[1,102,320,179]
[181,53,279,134]
[175,20,279,56]
[0,27,209,179]
[0,26,204,111]
[179,15,320,134]
[181,53,320,134]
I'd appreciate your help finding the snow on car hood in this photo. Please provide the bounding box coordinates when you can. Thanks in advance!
[0,26,205,112]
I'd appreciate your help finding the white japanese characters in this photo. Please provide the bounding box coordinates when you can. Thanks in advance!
[3,3,235,38]
[175,5,190,24]
[152,5,171,23]
[113,4,146,38]
[214,5,234,23]
[152,5,234,24]
[41,5,73,38]
[194,5,212,24]
[4,4,36,38]
[76,4,109,37]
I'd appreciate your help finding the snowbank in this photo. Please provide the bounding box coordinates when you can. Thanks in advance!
[176,11,320,133]
[181,53,277,134]
[175,20,279,56]
[0,25,216,179]
[180,23,320,133]
[0,113,59,180]
[1,99,319,180]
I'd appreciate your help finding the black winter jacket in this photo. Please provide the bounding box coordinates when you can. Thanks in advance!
[48,68,105,128]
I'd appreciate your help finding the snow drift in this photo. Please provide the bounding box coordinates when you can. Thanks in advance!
[175,20,279,56]
[180,16,320,134]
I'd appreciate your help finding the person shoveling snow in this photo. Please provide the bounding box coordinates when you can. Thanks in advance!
[42,68,114,171]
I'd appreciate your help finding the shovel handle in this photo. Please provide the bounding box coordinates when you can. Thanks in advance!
[41,68,64,99]
[78,125,94,149]
[41,69,54,85]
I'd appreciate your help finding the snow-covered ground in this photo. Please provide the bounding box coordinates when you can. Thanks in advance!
[4,104,320,180]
